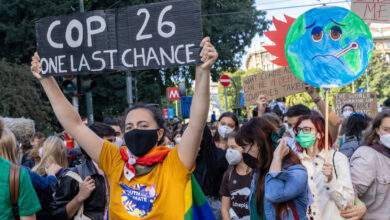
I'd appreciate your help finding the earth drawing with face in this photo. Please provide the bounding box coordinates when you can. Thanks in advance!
[285,6,373,88]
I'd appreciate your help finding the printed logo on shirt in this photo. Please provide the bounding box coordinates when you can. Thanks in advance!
[120,183,157,218]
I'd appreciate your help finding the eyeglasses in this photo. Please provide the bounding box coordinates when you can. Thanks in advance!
[297,127,313,134]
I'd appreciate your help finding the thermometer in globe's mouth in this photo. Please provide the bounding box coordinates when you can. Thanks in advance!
[335,42,359,58]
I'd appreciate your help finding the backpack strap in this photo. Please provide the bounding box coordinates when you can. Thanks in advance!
[65,171,83,183]
[10,164,20,220]
[65,171,91,220]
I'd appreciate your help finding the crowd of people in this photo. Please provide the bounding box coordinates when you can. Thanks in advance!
[0,37,389,220]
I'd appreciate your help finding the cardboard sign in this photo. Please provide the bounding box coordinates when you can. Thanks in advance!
[242,68,305,106]
[335,92,378,117]
[352,0,390,23]
[35,0,202,76]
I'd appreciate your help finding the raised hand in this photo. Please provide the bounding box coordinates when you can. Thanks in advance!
[199,37,218,71]
[31,52,42,79]
[273,138,290,160]
[256,95,268,115]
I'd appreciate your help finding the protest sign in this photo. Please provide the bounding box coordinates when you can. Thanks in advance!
[284,7,373,88]
[242,67,305,106]
[35,0,202,76]
[335,92,378,117]
[352,0,390,23]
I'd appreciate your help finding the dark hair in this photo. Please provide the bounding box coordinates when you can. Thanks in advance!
[125,104,165,129]
[235,116,301,219]
[262,113,283,128]
[341,104,355,112]
[218,112,239,128]
[344,113,370,138]
[33,132,45,140]
[294,112,333,151]
[103,117,120,126]
[285,104,311,118]
[213,112,239,143]
[384,97,390,108]
[125,103,166,145]
[364,110,390,146]
[88,122,116,138]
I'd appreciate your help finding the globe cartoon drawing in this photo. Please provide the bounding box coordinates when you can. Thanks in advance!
[284,6,373,88]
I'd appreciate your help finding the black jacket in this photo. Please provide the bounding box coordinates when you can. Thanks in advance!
[50,159,107,220]
[194,147,228,199]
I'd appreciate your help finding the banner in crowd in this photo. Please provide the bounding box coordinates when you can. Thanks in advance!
[335,92,378,117]
[352,0,390,23]
[242,67,305,106]
[35,0,202,76]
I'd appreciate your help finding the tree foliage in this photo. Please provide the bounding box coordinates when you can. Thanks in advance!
[0,60,60,132]
[0,0,267,123]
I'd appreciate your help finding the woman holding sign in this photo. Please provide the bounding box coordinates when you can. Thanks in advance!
[294,112,354,220]
[31,37,218,220]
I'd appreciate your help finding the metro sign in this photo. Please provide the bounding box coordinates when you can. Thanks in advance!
[167,87,180,101]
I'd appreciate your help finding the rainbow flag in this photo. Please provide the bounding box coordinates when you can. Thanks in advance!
[184,175,216,220]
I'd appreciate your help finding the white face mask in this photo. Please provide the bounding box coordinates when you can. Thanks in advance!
[225,148,242,165]
[218,125,234,139]
[342,111,353,118]
[174,137,182,145]
[380,134,390,148]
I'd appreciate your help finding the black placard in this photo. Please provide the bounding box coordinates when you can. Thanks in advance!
[35,0,202,76]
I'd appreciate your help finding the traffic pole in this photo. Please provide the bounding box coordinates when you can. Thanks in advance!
[126,71,134,108]
[224,87,228,111]
[79,0,94,125]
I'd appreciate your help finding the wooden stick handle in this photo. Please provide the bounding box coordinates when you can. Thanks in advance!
[324,88,330,160]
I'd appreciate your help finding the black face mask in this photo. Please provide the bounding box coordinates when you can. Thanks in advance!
[124,129,158,157]
[242,153,259,169]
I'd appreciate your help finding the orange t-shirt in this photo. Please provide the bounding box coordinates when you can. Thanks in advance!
[99,141,192,219]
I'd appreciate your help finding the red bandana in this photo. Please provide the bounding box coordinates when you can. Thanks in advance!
[120,146,171,180]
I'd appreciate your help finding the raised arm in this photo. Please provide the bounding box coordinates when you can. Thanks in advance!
[31,53,103,162]
[178,37,218,169]
[305,85,342,127]
[255,95,268,117]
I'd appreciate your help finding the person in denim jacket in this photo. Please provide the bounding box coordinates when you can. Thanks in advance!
[235,116,309,220]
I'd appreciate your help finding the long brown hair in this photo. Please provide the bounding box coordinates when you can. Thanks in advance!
[294,112,333,151]
[0,118,17,163]
[364,110,390,146]
[235,116,301,219]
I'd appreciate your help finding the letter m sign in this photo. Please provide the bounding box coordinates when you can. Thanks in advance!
[167,87,180,101]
